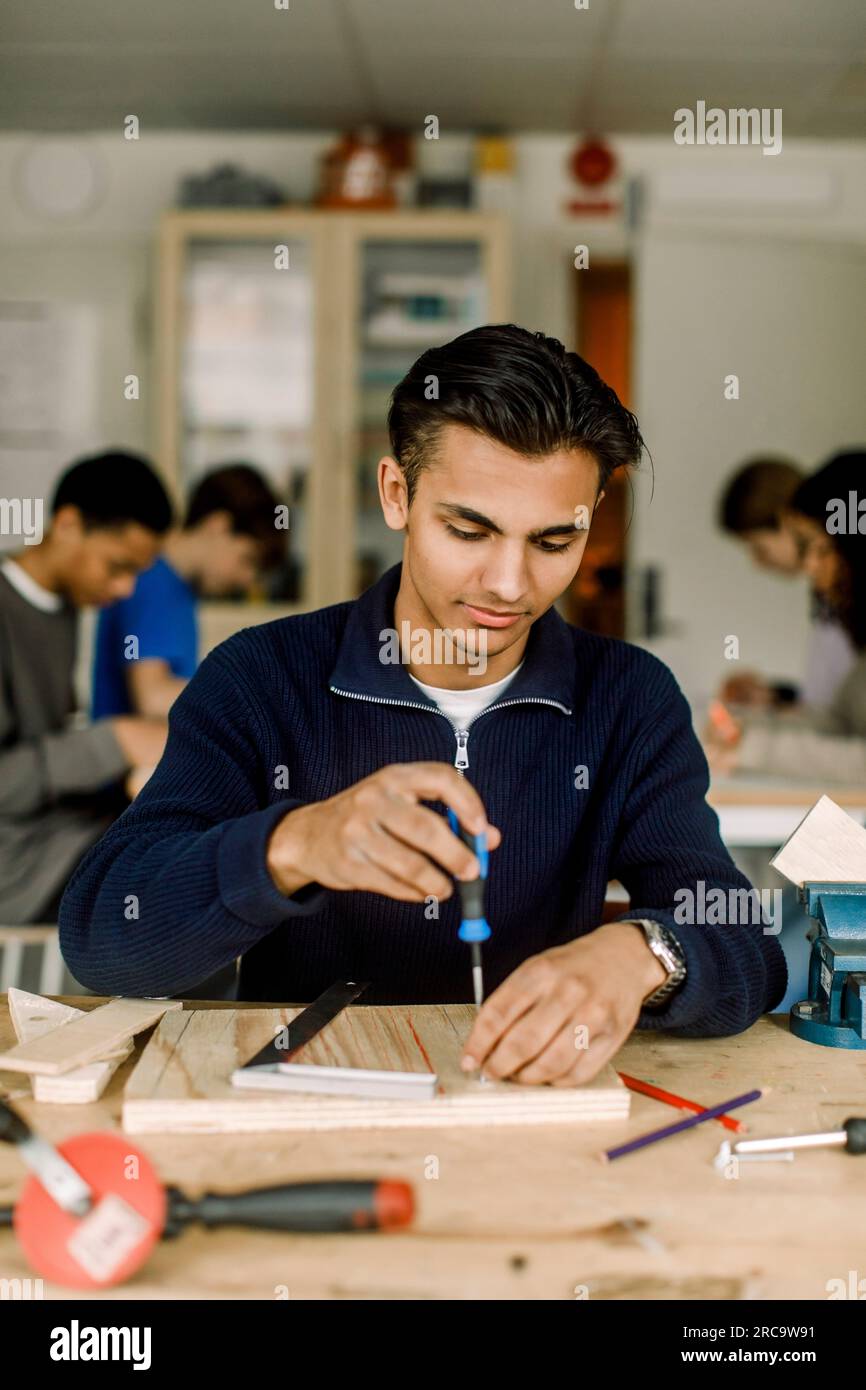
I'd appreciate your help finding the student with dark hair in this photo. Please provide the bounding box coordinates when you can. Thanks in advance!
[710,450,866,783]
[789,451,866,649]
[0,450,172,923]
[717,454,855,710]
[91,463,282,720]
[62,326,785,1081]
[718,455,803,571]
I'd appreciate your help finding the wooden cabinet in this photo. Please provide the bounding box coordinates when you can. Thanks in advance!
[153,209,510,643]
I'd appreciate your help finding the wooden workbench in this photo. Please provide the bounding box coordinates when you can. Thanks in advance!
[1,995,864,1301]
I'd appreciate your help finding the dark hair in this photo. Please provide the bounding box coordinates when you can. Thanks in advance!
[719,457,802,534]
[52,451,173,534]
[791,450,866,649]
[388,324,645,500]
[185,464,283,567]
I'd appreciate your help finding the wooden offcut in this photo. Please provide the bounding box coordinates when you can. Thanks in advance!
[771,795,866,887]
[122,1003,630,1134]
[0,997,182,1076]
[7,988,133,1103]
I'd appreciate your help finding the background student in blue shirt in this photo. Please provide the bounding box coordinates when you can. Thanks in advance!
[92,464,282,720]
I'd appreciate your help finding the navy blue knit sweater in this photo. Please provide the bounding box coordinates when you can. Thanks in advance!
[60,564,786,1033]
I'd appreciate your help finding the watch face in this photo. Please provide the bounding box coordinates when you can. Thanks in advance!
[655,945,677,976]
[663,930,686,969]
[641,922,685,983]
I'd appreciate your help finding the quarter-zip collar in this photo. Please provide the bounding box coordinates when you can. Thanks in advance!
[328,563,575,716]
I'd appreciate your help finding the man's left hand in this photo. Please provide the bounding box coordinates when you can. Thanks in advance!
[460,921,668,1087]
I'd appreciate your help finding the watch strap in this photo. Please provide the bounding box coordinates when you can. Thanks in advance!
[631,919,687,1007]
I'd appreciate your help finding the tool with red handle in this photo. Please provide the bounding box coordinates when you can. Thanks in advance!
[0,1099,413,1288]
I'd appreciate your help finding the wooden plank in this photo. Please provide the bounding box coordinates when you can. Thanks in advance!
[7,988,133,1103]
[770,794,866,886]
[0,997,182,1076]
[122,1004,629,1135]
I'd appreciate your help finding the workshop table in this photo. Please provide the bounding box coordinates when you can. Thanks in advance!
[1,996,863,1301]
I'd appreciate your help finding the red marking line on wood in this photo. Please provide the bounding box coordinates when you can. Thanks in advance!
[405,1014,445,1096]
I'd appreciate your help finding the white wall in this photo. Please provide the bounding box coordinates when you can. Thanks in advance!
[0,132,336,523]
[1,128,865,707]
[512,134,866,704]
[632,230,866,703]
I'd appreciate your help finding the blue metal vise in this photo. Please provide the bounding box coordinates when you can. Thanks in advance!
[790,882,866,1049]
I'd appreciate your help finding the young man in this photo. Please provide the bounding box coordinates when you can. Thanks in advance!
[91,464,282,719]
[61,328,786,1086]
[0,452,171,923]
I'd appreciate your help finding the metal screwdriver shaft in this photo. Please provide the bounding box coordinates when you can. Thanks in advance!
[734,1117,866,1156]
[470,942,484,1009]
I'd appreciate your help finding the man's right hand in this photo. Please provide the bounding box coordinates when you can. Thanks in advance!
[266,762,501,902]
[109,716,169,769]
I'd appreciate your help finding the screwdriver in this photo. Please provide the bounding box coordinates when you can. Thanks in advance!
[0,1180,415,1237]
[447,808,490,1007]
[734,1117,866,1156]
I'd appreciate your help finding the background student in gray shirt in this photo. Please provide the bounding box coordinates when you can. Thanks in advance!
[0,452,172,923]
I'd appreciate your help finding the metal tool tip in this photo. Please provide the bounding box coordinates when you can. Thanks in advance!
[472,964,484,1008]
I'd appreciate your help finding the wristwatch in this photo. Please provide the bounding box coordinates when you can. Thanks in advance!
[630,919,687,1008]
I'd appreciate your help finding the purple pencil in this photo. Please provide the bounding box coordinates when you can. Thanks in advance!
[600,1088,764,1163]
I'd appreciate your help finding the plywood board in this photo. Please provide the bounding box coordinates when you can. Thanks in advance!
[122,1004,629,1134]
[0,997,182,1076]
[6,989,132,1103]
[771,794,866,886]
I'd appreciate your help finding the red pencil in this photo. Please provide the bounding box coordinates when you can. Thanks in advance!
[617,1071,747,1134]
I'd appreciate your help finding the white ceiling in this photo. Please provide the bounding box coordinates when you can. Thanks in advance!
[1,0,864,136]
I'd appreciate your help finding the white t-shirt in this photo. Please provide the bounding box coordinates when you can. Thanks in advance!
[408,661,524,731]
[0,558,63,613]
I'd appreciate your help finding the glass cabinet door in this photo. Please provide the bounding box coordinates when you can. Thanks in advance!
[180,237,313,602]
[353,238,487,596]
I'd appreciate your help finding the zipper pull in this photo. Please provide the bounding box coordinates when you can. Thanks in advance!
[454,729,469,772]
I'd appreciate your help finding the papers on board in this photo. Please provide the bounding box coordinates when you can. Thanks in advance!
[770,795,866,887]
[231,1062,438,1101]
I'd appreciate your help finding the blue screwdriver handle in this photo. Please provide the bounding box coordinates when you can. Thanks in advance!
[446,809,491,943]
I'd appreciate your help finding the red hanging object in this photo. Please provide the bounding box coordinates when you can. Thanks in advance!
[570,138,616,188]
